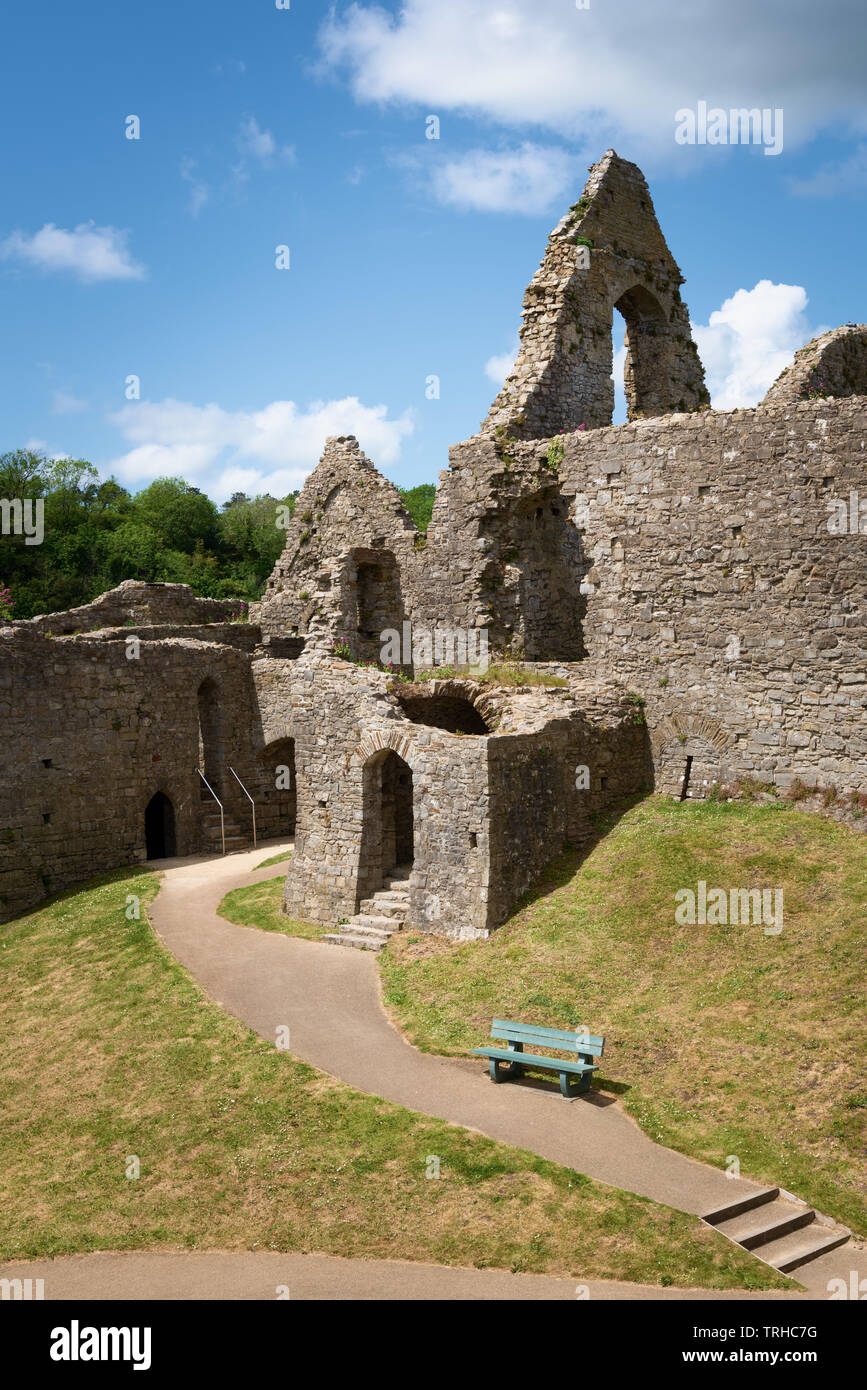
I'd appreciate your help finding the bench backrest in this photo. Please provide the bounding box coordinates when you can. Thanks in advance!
[492,1019,605,1058]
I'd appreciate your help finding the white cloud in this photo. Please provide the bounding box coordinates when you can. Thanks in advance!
[106,395,415,501]
[691,281,825,409]
[51,391,88,414]
[790,142,867,197]
[319,0,867,161]
[431,144,575,213]
[180,157,210,217]
[0,222,145,282]
[484,336,519,384]
[236,115,296,167]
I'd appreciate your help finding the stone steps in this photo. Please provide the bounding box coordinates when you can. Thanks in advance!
[702,1186,850,1274]
[324,875,411,952]
[201,807,248,853]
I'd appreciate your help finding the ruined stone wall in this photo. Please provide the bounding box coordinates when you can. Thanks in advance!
[0,625,269,922]
[12,580,240,636]
[253,436,421,655]
[763,325,867,406]
[255,661,493,938]
[259,659,651,938]
[483,150,708,439]
[428,396,865,795]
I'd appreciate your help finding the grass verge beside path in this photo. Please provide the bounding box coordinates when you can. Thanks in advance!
[254,850,294,871]
[0,866,783,1288]
[378,798,867,1236]
[219,873,327,941]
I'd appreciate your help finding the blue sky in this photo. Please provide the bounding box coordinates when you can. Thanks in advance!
[1,0,865,502]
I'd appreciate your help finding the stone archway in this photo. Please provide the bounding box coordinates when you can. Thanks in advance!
[358,746,415,903]
[615,284,677,421]
[482,150,708,439]
[652,713,731,799]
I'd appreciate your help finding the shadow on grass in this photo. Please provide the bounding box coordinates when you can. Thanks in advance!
[0,863,158,934]
[506,789,652,921]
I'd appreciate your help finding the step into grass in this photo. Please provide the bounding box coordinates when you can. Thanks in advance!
[0,866,786,1288]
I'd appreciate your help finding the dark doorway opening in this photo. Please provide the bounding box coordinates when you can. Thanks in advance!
[381,751,414,876]
[680,756,693,802]
[359,749,415,902]
[351,547,405,663]
[145,792,176,859]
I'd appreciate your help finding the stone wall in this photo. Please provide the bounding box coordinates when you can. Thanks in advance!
[261,663,649,939]
[12,580,240,636]
[431,397,865,795]
[0,623,283,922]
[482,149,708,439]
[763,325,867,406]
[252,436,420,655]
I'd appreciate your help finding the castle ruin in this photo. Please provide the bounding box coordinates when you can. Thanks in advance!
[2,152,865,942]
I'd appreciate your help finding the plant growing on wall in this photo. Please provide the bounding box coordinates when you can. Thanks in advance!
[545,436,564,473]
[0,584,16,621]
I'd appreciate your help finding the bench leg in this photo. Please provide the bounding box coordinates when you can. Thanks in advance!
[560,1071,592,1100]
[490,1057,524,1083]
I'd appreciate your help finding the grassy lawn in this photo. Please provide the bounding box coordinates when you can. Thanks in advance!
[0,866,783,1287]
[218,874,328,941]
[376,798,867,1235]
[254,850,294,871]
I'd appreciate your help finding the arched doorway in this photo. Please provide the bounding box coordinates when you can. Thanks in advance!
[197,678,223,796]
[359,749,414,901]
[145,792,176,859]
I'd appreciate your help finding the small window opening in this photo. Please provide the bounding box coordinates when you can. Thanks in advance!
[680,756,694,802]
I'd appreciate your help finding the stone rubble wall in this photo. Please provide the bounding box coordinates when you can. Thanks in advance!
[252,436,420,654]
[763,325,867,406]
[440,397,865,794]
[0,626,282,922]
[482,149,708,439]
[11,579,240,636]
[257,661,647,938]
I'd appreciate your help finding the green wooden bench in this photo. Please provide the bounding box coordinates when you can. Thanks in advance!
[472,1018,604,1099]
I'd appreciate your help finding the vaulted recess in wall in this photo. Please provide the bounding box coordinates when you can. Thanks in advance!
[396,692,491,735]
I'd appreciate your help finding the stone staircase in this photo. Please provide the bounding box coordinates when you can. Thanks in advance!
[201,805,249,855]
[702,1187,850,1274]
[323,868,411,952]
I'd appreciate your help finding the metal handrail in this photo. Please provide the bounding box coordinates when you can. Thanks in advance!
[196,768,225,855]
[229,767,257,849]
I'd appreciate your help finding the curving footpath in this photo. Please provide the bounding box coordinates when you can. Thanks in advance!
[144,846,865,1299]
[10,845,860,1301]
[0,1251,811,1302]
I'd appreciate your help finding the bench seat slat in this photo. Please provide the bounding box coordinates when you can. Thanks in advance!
[472,1047,597,1076]
[491,1019,604,1056]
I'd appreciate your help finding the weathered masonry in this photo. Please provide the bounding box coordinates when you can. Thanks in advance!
[2,150,865,935]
